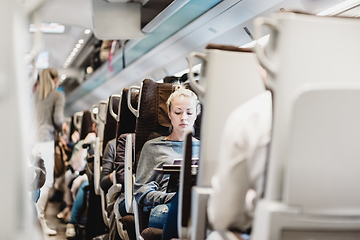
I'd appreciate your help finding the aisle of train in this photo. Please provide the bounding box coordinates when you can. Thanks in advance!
[46,201,71,240]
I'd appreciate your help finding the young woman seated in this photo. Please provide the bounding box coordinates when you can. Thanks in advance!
[133,82,201,235]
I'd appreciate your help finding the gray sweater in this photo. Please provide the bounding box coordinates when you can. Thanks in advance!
[134,136,200,208]
[33,90,65,142]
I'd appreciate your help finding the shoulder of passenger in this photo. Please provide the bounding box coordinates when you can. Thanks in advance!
[56,90,66,100]
[230,91,271,119]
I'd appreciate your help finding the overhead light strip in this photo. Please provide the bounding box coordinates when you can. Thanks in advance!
[63,29,91,69]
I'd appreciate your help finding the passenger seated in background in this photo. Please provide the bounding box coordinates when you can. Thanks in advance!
[51,129,79,203]
[99,133,134,240]
[100,133,135,195]
[64,124,98,238]
[134,82,201,232]
[28,152,46,203]
[207,66,271,239]
[58,123,97,222]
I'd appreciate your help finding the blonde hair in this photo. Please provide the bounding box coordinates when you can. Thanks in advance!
[166,82,201,115]
[39,68,58,100]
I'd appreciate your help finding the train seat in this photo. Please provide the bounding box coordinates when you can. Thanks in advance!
[129,79,174,240]
[109,88,138,239]
[251,85,360,240]
[96,94,120,227]
[91,101,107,197]
[187,44,266,240]
[91,88,138,240]
[250,12,360,240]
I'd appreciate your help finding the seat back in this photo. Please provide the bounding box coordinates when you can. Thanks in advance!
[94,95,120,225]
[251,13,360,240]
[188,45,265,240]
[132,79,173,236]
[79,110,93,140]
[133,79,172,169]
[102,95,120,153]
[91,101,107,196]
[284,86,360,214]
[254,12,360,201]
[189,45,265,187]
[117,88,138,136]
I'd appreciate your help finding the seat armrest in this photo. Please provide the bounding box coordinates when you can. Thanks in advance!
[107,183,122,204]
[133,198,144,240]
[178,129,193,239]
[125,134,134,213]
[190,186,213,240]
[94,137,101,195]
[100,189,110,226]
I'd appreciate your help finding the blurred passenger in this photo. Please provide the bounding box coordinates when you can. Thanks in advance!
[29,152,46,203]
[65,180,89,238]
[51,130,79,203]
[58,118,96,223]
[134,82,201,233]
[100,138,116,195]
[32,75,40,94]
[207,66,271,239]
[101,133,135,240]
[33,67,67,236]
[66,136,117,239]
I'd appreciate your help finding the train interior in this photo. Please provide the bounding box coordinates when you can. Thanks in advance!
[3,0,360,239]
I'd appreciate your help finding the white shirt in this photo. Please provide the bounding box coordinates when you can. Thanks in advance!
[207,91,272,231]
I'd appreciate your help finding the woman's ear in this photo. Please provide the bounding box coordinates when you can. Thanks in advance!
[168,110,171,121]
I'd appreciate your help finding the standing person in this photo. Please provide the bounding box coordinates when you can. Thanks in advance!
[33,68,66,236]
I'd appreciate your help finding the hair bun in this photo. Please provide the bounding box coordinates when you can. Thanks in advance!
[172,81,185,92]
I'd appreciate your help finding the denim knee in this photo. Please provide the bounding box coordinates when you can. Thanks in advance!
[148,204,170,229]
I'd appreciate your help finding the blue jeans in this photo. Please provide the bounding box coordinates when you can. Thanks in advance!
[69,180,89,224]
[32,189,40,203]
[148,200,173,229]
[118,199,127,217]
[161,192,178,240]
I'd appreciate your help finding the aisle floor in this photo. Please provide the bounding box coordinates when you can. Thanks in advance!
[45,201,67,240]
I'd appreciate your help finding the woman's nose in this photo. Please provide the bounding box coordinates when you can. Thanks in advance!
[181,113,187,120]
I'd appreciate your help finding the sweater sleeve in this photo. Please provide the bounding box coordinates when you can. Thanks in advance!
[133,139,174,207]
[100,139,116,193]
[53,91,65,130]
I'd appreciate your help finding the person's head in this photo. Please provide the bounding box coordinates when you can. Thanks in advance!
[166,82,200,138]
[39,68,59,100]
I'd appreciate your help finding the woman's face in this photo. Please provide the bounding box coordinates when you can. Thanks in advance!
[168,95,197,134]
